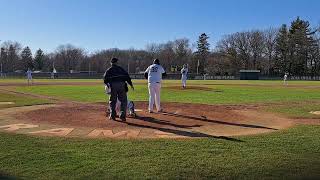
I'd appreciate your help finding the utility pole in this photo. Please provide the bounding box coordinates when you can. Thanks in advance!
[0,40,3,78]
[197,59,200,75]
[0,40,2,77]
[0,63,2,78]
[88,60,91,76]
[127,58,130,74]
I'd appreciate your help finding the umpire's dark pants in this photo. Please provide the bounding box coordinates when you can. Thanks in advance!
[109,81,127,117]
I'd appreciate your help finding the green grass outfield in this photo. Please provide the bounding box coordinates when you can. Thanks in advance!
[0,79,320,179]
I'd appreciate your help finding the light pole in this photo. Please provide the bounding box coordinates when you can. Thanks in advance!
[0,63,2,78]
[127,58,130,74]
[0,40,2,77]
[196,59,200,75]
[88,60,91,76]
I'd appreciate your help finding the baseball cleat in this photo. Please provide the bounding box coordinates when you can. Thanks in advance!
[148,110,154,113]
[128,113,137,118]
[119,114,126,121]
[109,115,116,120]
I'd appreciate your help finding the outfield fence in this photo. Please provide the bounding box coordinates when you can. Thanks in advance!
[1,72,320,81]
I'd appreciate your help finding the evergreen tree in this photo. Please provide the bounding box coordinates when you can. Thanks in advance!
[21,46,33,70]
[7,45,19,71]
[288,17,317,75]
[275,24,290,74]
[195,33,210,74]
[34,48,44,70]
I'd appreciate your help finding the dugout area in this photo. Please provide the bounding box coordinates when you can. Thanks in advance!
[240,70,261,80]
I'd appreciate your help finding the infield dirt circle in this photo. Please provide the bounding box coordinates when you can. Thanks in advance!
[0,101,296,139]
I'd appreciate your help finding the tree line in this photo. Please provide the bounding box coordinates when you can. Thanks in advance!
[1,17,319,76]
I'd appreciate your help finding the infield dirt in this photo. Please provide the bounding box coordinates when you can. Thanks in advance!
[2,101,302,139]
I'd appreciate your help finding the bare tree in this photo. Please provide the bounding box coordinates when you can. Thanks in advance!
[216,34,239,75]
[234,32,251,69]
[1,41,22,72]
[173,38,192,67]
[248,30,265,69]
[264,28,278,75]
[54,44,86,72]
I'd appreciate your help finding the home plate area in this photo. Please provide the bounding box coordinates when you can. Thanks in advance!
[0,102,294,139]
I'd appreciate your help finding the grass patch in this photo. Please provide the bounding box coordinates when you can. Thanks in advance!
[0,93,50,109]
[0,125,319,179]
[14,81,320,105]
[265,101,320,118]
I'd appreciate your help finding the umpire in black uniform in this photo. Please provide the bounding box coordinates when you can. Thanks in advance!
[104,57,134,121]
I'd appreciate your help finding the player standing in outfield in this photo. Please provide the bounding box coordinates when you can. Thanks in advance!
[26,68,33,85]
[283,73,288,86]
[144,59,166,113]
[104,58,134,121]
[181,64,188,89]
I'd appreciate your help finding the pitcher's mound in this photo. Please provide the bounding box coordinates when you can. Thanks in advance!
[14,102,293,138]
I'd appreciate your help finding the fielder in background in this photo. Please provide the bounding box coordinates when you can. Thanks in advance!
[103,57,134,121]
[144,59,166,113]
[283,73,288,86]
[26,68,33,85]
[181,64,188,89]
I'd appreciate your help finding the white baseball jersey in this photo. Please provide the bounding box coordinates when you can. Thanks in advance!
[284,74,287,80]
[26,70,32,79]
[181,67,188,79]
[145,64,165,83]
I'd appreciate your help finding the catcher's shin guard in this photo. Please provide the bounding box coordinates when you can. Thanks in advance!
[128,101,136,117]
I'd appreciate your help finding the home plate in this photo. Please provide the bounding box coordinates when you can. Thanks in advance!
[135,109,143,112]
[0,102,15,105]
[310,111,320,115]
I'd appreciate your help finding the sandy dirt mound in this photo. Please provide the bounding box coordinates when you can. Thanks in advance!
[12,102,295,138]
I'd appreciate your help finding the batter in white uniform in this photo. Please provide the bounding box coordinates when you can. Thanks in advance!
[144,59,166,113]
[181,64,188,89]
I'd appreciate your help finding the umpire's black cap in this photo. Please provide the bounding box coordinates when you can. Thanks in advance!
[153,58,160,65]
[111,57,118,64]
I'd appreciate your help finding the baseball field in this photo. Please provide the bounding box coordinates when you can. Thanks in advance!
[0,79,320,179]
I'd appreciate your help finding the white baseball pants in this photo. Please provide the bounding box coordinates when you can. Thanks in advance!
[182,76,187,87]
[148,83,161,112]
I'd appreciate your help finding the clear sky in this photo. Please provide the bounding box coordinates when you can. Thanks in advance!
[0,0,319,53]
